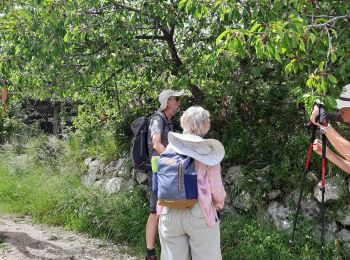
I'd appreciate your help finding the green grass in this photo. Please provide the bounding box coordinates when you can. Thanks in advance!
[0,141,148,256]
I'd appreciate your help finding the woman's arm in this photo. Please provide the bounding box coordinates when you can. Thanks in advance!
[207,164,226,209]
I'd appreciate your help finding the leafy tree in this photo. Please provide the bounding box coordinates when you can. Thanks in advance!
[1,0,350,165]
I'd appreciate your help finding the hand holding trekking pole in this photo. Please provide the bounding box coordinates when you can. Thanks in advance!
[309,104,329,127]
[309,104,330,158]
[309,103,328,259]
[313,139,331,157]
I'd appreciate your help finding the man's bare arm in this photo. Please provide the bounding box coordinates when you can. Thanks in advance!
[152,133,166,155]
[325,127,350,161]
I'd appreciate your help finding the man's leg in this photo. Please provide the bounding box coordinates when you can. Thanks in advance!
[146,213,160,248]
[146,175,159,260]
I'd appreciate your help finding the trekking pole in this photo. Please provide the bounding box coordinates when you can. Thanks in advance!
[320,133,326,259]
[319,105,328,260]
[290,122,317,244]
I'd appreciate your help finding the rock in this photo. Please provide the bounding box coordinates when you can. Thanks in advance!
[84,157,92,166]
[104,177,135,193]
[138,184,148,192]
[313,222,337,243]
[313,177,345,204]
[124,179,135,191]
[254,165,272,184]
[232,191,252,211]
[341,243,350,260]
[301,196,320,220]
[224,166,242,185]
[88,159,104,179]
[103,160,123,178]
[105,177,123,194]
[93,180,104,188]
[337,229,350,242]
[224,188,233,205]
[268,190,282,200]
[267,201,291,230]
[340,216,350,227]
[306,171,319,183]
[130,168,137,180]
[115,158,131,179]
[81,174,90,187]
[136,172,148,185]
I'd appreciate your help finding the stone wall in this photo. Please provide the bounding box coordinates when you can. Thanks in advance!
[83,157,350,256]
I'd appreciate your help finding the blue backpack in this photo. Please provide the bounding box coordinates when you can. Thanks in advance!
[156,148,198,208]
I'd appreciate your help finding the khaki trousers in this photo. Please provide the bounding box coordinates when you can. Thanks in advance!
[158,203,222,260]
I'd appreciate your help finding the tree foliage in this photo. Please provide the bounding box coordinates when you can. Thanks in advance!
[1,0,350,165]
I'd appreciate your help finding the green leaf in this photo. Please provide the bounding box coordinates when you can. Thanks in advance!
[331,52,337,63]
[63,31,70,43]
[306,78,313,87]
[327,74,337,84]
[185,0,192,13]
[277,27,284,39]
[216,30,230,45]
[299,38,305,52]
[320,79,326,91]
[178,0,187,9]
[227,39,236,53]
[309,33,316,44]
[249,23,260,33]
[318,61,325,71]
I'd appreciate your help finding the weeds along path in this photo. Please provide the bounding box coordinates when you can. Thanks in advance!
[0,213,141,260]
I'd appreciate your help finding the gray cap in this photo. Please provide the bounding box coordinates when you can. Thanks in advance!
[158,89,184,111]
[336,84,350,109]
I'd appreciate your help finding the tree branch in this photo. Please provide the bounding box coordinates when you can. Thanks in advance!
[324,27,332,70]
[305,14,349,29]
[97,67,124,89]
[135,35,167,40]
[84,4,115,15]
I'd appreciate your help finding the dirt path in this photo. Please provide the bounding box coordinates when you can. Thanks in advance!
[0,214,142,260]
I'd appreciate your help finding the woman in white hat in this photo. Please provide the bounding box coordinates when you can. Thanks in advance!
[158,106,226,260]
[310,84,350,174]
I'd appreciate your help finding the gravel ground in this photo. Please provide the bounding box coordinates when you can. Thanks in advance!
[0,214,142,260]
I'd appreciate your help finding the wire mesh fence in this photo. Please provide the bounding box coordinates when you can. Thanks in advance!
[21,99,77,135]
[0,97,78,144]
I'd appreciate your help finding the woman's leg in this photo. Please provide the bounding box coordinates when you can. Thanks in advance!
[158,207,191,260]
[185,203,222,260]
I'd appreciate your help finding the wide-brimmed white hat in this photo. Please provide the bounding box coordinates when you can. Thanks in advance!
[167,132,225,166]
[336,84,350,109]
[158,89,184,112]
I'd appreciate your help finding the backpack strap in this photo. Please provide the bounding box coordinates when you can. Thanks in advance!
[153,111,173,132]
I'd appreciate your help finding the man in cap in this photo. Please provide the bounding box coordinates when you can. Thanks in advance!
[310,84,350,174]
[145,89,184,260]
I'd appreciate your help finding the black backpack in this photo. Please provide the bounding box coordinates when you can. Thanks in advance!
[130,113,166,172]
